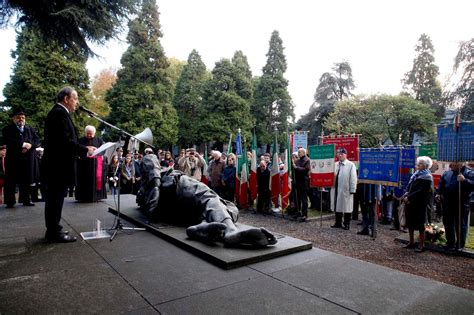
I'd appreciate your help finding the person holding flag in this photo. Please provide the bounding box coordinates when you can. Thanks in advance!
[292,147,310,221]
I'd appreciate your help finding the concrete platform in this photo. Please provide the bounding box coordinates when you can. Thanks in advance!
[0,195,473,314]
[106,196,312,269]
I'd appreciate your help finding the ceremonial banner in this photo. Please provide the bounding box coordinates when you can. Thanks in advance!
[359,149,401,186]
[418,143,437,160]
[292,132,308,152]
[309,144,335,187]
[437,122,474,162]
[322,135,359,163]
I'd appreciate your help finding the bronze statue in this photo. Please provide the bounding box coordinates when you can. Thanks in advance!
[137,154,277,247]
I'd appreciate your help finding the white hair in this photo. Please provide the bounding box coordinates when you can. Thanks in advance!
[417,156,433,169]
[84,125,96,134]
[213,150,222,159]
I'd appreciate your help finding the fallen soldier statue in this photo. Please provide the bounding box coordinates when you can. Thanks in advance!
[136,154,277,247]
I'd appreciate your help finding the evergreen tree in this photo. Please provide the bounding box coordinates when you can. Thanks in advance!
[296,61,355,144]
[106,0,178,148]
[451,38,473,120]
[1,0,136,57]
[3,26,90,137]
[324,95,437,147]
[253,31,294,147]
[197,58,254,144]
[402,34,443,118]
[173,50,208,147]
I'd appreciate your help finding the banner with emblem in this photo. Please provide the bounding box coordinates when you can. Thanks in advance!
[358,148,401,186]
[309,144,335,187]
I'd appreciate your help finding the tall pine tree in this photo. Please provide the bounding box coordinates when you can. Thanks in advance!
[106,0,178,148]
[173,50,208,147]
[197,57,254,144]
[402,34,443,119]
[253,31,294,147]
[3,26,90,136]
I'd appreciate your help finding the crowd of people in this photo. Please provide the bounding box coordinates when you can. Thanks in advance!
[1,87,473,250]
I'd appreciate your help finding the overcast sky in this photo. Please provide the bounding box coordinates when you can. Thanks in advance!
[0,0,472,119]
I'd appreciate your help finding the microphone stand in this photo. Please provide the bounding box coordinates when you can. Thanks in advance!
[78,105,148,241]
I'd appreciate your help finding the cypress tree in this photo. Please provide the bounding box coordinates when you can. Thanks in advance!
[253,30,294,147]
[106,0,178,148]
[173,50,208,147]
[3,26,90,137]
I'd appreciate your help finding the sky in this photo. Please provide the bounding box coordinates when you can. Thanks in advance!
[0,0,472,119]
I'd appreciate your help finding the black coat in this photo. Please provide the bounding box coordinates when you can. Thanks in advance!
[78,136,104,148]
[42,104,88,186]
[405,174,433,230]
[2,123,40,184]
[293,155,310,190]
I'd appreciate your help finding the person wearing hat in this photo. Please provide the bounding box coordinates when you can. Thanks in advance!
[2,106,41,208]
[330,147,357,230]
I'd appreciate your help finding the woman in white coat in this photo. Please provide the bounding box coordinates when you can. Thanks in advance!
[330,148,358,229]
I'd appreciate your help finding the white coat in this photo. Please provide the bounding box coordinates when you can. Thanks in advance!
[330,159,357,213]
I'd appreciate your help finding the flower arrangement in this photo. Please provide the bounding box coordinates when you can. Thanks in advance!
[425,223,445,243]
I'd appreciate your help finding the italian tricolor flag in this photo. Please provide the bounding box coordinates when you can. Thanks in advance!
[309,144,335,187]
[270,133,280,207]
[249,131,258,203]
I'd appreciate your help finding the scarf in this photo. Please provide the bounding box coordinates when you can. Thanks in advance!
[407,168,430,190]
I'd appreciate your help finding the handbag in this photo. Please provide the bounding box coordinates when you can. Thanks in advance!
[398,201,406,227]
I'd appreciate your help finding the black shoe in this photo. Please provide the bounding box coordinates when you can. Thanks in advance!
[414,247,425,253]
[357,229,369,235]
[299,216,307,222]
[343,225,350,230]
[5,204,15,209]
[46,233,77,243]
[23,202,35,206]
[403,243,416,249]
[330,224,342,228]
[357,222,363,226]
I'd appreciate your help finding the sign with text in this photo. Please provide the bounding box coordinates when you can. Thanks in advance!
[358,149,401,186]
[309,144,335,187]
[418,143,437,160]
[437,122,474,162]
[292,132,308,152]
[322,135,359,163]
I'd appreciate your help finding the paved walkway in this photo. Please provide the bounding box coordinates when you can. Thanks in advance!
[0,196,473,314]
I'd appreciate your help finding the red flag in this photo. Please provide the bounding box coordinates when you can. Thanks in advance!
[201,146,209,185]
[281,146,290,209]
[270,135,280,207]
[454,108,461,131]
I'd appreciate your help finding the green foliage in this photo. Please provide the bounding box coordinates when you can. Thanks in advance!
[253,30,294,147]
[296,61,355,145]
[402,34,443,119]
[451,38,473,121]
[1,0,136,57]
[324,95,437,147]
[173,50,208,147]
[197,58,254,144]
[106,0,178,148]
[2,26,91,138]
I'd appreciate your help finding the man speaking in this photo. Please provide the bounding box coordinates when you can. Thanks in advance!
[42,87,96,242]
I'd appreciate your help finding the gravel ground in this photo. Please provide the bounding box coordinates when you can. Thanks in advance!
[238,210,474,291]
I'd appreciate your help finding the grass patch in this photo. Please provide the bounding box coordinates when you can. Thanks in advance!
[466,228,474,250]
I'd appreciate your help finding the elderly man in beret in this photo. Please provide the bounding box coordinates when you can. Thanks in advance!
[2,107,41,208]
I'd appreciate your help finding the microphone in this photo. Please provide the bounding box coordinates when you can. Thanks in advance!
[78,105,96,117]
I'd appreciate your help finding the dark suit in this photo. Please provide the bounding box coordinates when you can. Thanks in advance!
[43,104,88,236]
[2,123,40,206]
